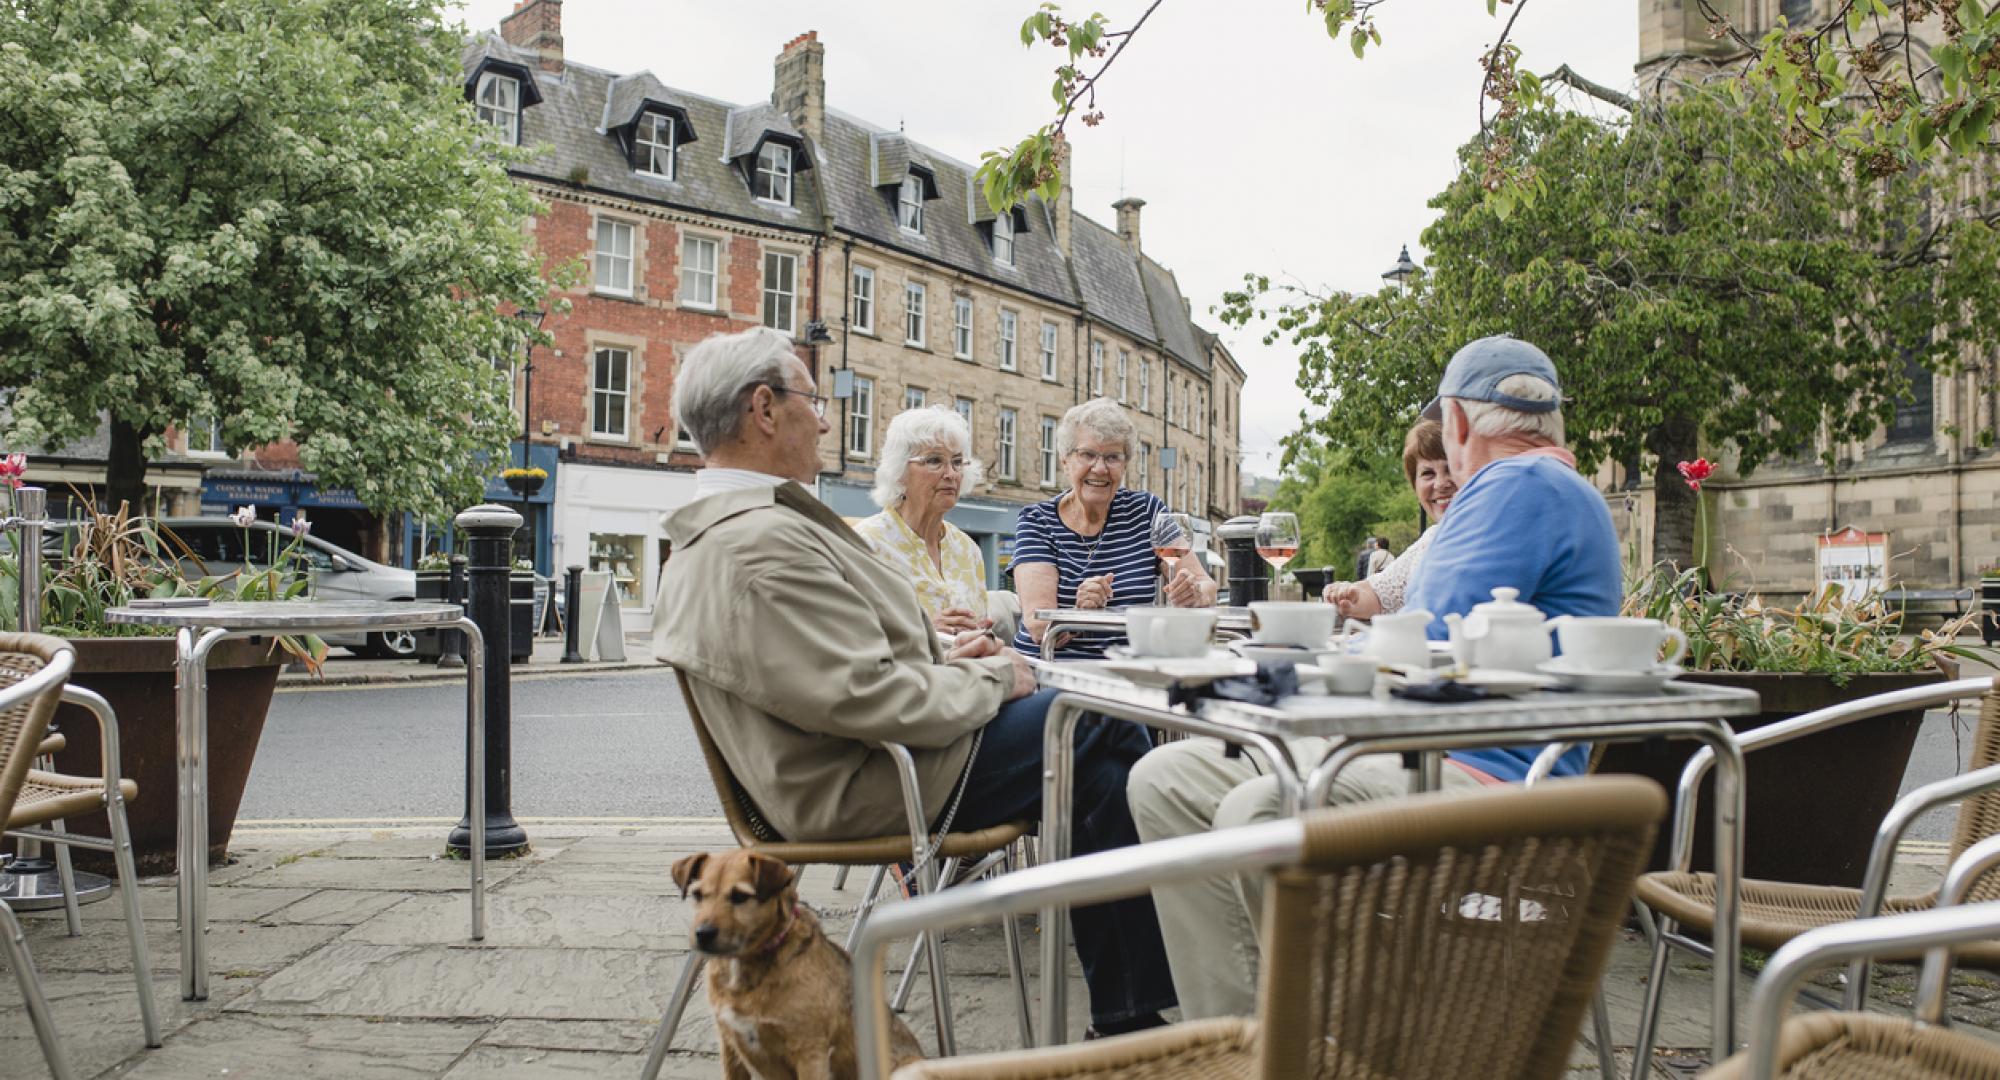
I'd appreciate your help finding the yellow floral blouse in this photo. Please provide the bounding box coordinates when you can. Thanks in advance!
[853,509,988,622]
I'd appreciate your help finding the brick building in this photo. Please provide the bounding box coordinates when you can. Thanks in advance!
[466,2,1245,629]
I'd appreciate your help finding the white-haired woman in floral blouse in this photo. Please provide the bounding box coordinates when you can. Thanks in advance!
[853,405,993,636]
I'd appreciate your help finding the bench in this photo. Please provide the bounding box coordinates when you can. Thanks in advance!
[1879,587,1982,638]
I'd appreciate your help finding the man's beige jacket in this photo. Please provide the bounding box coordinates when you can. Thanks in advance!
[652,482,1014,841]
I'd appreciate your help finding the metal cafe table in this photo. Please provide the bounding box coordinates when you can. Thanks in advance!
[1031,659,1760,1061]
[1032,607,1256,661]
[105,599,487,1001]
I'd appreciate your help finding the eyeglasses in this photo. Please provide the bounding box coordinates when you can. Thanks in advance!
[767,385,829,419]
[908,454,968,473]
[1068,449,1128,469]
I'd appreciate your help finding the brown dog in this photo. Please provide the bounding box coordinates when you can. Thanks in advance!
[673,851,925,1078]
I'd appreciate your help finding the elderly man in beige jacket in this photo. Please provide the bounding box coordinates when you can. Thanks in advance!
[652,326,1174,1039]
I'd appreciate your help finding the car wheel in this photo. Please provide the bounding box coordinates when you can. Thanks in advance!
[366,630,420,659]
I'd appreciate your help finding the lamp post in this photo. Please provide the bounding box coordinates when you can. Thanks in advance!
[512,308,547,573]
[1381,243,1418,293]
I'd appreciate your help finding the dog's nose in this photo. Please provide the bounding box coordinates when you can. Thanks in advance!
[693,924,719,951]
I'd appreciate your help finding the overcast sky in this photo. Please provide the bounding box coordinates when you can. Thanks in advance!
[455,0,1640,479]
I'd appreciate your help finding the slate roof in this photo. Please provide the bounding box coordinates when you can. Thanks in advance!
[1069,216,1156,346]
[463,38,1218,363]
[461,35,544,107]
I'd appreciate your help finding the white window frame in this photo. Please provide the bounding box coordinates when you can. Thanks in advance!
[999,310,1018,372]
[1137,442,1151,492]
[762,251,798,334]
[1117,350,1129,402]
[904,385,926,411]
[1040,322,1059,381]
[1040,416,1057,486]
[594,218,635,298]
[1090,340,1104,396]
[955,397,973,432]
[185,416,226,458]
[905,282,927,347]
[754,141,793,205]
[475,72,520,144]
[898,175,925,234]
[1140,359,1151,412]
[635,112,676,178]
[953,296,973,359]
[992,211,1015,264]
[1165,375,1174,427]
[591,346,632,441]
[679,234,718,309]
[849,376,875,457]
[997,408,1017,480]
[675,426,699,453]
[851,266,875,335]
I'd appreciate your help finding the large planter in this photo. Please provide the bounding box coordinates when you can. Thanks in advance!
[1982,576,2000,646]
[43,636,284,875]
[413,569,534,662]
[1596,669,1951,887]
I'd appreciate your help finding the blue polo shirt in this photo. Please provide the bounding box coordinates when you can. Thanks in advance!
[1403,451,1622,782]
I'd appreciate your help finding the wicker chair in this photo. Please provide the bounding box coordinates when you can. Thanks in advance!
[1704,898,2000,1079]
[638,668,1034,1080]
[0,633,160,1080]
[1630,678,2000,1070]
[853,775,1667,1079]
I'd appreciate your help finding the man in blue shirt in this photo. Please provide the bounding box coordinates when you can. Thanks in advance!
[1126,335,1623,1019]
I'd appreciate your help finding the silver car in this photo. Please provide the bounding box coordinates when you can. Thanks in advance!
[160,518,419,658]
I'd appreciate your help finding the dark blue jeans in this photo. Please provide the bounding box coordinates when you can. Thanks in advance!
[947,688,1177,1026]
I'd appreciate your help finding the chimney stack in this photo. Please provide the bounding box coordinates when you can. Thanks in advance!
[1053,134,1074,259]
[1112,196,1145,256]
[773,31,826,149]
[500,0,564,76]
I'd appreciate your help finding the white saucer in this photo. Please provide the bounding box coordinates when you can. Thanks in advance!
[1537,659,1683,694]
[1455,668,1559,697]
[1228,641,1318,666]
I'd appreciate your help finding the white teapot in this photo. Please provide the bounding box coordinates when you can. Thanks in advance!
[1352,609,1433,670]
[1443,587,1554,674]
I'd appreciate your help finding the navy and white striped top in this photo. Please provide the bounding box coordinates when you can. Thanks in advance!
[1011,488,1167,660]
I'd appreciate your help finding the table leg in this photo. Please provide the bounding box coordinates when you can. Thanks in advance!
[460,618,487,941]
[174,629,195,999]
[1037,693,1087,1047]
[180,627,228,1002]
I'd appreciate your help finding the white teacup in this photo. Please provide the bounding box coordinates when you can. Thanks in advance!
[1248,601,1340,647]
[1125,607,1217,659]
[1314,654,1379,695]
[1548,616,1688,673]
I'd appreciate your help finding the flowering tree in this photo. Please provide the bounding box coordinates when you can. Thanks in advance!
[1220,86,2000,570]
[0,0,560,519]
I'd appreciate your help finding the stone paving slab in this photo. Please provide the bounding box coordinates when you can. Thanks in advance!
[110,1015,491,1078]
[26,919,345,978]
[0,972,260,1080]
[228,853,526,891]
[341,892,689,950]
[15,884,313,925]
[478,1017,661,1054]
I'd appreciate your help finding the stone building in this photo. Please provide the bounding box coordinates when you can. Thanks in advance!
[1623,0,2000,598]
[465,2,1244,628]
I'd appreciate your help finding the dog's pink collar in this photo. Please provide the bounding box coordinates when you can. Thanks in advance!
[757,903,801,956]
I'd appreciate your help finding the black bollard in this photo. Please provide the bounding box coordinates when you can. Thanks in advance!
[436,555,467,670]
[560,565,585,664]
[448,505,529,858]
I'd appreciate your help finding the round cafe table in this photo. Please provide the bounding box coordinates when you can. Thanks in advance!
[1032,606,1255,661]
[105,600,486,1001]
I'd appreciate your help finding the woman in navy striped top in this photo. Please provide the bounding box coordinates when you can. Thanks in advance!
[1012,399,1217,659]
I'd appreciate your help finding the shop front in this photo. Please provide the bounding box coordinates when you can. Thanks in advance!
[553,462,698,636]
[398,443,559,575]
[199,469,384,560]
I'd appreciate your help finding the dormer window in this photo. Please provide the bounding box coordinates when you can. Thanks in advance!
[898,176,925,234]
[634,112,676,179]
[992,211,1015,265]
[476,73,520,144]
[755,142,793,205]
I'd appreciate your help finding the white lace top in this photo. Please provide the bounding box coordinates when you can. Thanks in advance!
[1369,523,1440,614]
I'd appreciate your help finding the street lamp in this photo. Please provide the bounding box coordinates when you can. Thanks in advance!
[514,308,547,469]
[1381,243,1418,293]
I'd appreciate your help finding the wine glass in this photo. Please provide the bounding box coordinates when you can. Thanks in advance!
[1150,512,1194,604]
[1256,512,1301,596]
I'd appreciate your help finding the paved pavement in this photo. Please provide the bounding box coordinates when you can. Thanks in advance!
[4,820,1999,1079]
[283,631,661,688]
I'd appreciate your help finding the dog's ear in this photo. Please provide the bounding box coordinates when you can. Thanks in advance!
[749,854,795,901]
[670,853,708,899]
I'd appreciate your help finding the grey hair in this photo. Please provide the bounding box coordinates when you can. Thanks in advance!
[1449,374,1564,443]
[671,326,798,455]
[1055,397,1137,461]
[871,406,984,508]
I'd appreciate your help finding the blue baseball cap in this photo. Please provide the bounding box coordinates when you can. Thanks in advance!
[1421,334,1562,421]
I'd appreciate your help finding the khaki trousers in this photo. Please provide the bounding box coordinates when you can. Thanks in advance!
[1126,737,1486,1019]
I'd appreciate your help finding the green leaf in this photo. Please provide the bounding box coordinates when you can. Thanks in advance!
[1350,27,1367,59]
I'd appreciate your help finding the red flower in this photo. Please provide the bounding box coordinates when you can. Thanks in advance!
[0,453,25,491]
[1677,458,1713,492]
